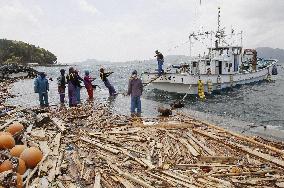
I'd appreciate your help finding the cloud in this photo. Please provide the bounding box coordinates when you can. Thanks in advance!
[0,0,44,42]
[0,1,41,25]
[0,0,283,63]
[77,0,99,15]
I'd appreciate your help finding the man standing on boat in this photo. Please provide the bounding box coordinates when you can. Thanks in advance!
[154,50,164,76]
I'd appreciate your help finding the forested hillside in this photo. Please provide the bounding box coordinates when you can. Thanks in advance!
[0,39,57,65]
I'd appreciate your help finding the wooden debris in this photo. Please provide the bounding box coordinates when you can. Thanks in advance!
[52,118,66,132]
[1,95,284,188]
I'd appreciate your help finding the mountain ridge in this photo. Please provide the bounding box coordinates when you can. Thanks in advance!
[75,47,284,65]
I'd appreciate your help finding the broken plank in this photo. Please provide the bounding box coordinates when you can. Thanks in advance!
[175,163,237,169]
[199,156,239,164]
[181,113,284,157]
[0,118,15,130]
[99,154,155,188]
[178,137,200,157]
[94,171,101,188]
[52,117,66,132]
[116,176,135,188]
[147,172,178,187]
[120,148,156,169]
[197,169,275,178]
[186,132,215,155]
[161,170,197,187]
[81,137,120,154]
[193,128,284,168]
[229,141,284,169]
[52,132,62,155]
[166,132,199,157]
[119,171,156,188]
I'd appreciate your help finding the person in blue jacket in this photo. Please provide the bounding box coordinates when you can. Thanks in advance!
[34,72,49,107]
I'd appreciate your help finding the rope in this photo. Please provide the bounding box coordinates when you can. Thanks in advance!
[142,75,161,87]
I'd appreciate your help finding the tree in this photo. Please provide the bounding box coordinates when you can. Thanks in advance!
[0,39,57,65]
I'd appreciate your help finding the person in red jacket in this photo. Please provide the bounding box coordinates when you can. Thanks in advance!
[84,70,95,100]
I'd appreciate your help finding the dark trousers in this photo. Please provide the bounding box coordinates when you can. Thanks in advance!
[131,96,141,114]
[104,79,116,96]
[58,86,65,103]
[39,92,48,106]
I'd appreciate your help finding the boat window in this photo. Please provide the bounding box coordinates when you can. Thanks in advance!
[206,61,210,66]
[226,62,229,67]
[193,62,197,67]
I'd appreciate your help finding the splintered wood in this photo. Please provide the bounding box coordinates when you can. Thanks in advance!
[1,102,284,188]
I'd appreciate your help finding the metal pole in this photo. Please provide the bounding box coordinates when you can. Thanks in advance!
[189,37,192,57]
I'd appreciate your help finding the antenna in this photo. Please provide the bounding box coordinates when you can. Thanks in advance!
[189,34,193,57]
[240,30,243,47]
[217,7,221,44]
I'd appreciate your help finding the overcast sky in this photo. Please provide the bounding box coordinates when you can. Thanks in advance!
[0,0,283,63]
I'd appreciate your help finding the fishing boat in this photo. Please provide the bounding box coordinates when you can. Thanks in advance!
[142,8,278,95]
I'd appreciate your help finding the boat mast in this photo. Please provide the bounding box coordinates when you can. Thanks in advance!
[189,36,192,57]
[240,30,243,46]
[217,7,221,45]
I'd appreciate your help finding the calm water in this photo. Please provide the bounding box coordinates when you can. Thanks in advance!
[6,62,284,138]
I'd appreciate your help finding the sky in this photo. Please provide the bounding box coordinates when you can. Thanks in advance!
[0,0,283,63]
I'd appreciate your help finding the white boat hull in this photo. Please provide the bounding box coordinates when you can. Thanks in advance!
[142,64,274,94]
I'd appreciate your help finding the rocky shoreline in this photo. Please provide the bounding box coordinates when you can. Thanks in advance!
[0,64,38,79]
[0,77,284,187]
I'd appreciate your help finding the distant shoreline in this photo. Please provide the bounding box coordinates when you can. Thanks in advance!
[29,63,69,67]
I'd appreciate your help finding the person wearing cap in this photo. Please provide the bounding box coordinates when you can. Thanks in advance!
[154,50,164,76]
[57,69,66,104]
[84,70,95,100]
[127,70,143,117]
[99,68,117,96]
[34,72,49,107]
[66,67,77,107]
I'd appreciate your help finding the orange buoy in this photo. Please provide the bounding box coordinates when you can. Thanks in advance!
[0,160,12,173]
[7,123,24,135]
[0,134,15,149]
[15,158,26,175]
[20,147,43,168]
[0,158,26,175]
[0,131,12,136]
[10,145,27,157]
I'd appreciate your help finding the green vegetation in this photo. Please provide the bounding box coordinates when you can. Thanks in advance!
[0,39,57,65]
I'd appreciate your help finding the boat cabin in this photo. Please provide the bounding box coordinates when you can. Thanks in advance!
[189,46,242,75]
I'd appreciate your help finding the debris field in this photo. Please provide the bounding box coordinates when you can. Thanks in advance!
[0,101,284,188]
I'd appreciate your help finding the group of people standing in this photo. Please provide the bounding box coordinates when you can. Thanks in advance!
[34,67,117,107]
[34,50,164,116]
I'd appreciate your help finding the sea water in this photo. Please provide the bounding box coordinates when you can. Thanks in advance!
[6,62,284,139]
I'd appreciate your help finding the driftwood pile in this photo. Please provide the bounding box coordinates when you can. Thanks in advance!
[1,101,284,188]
